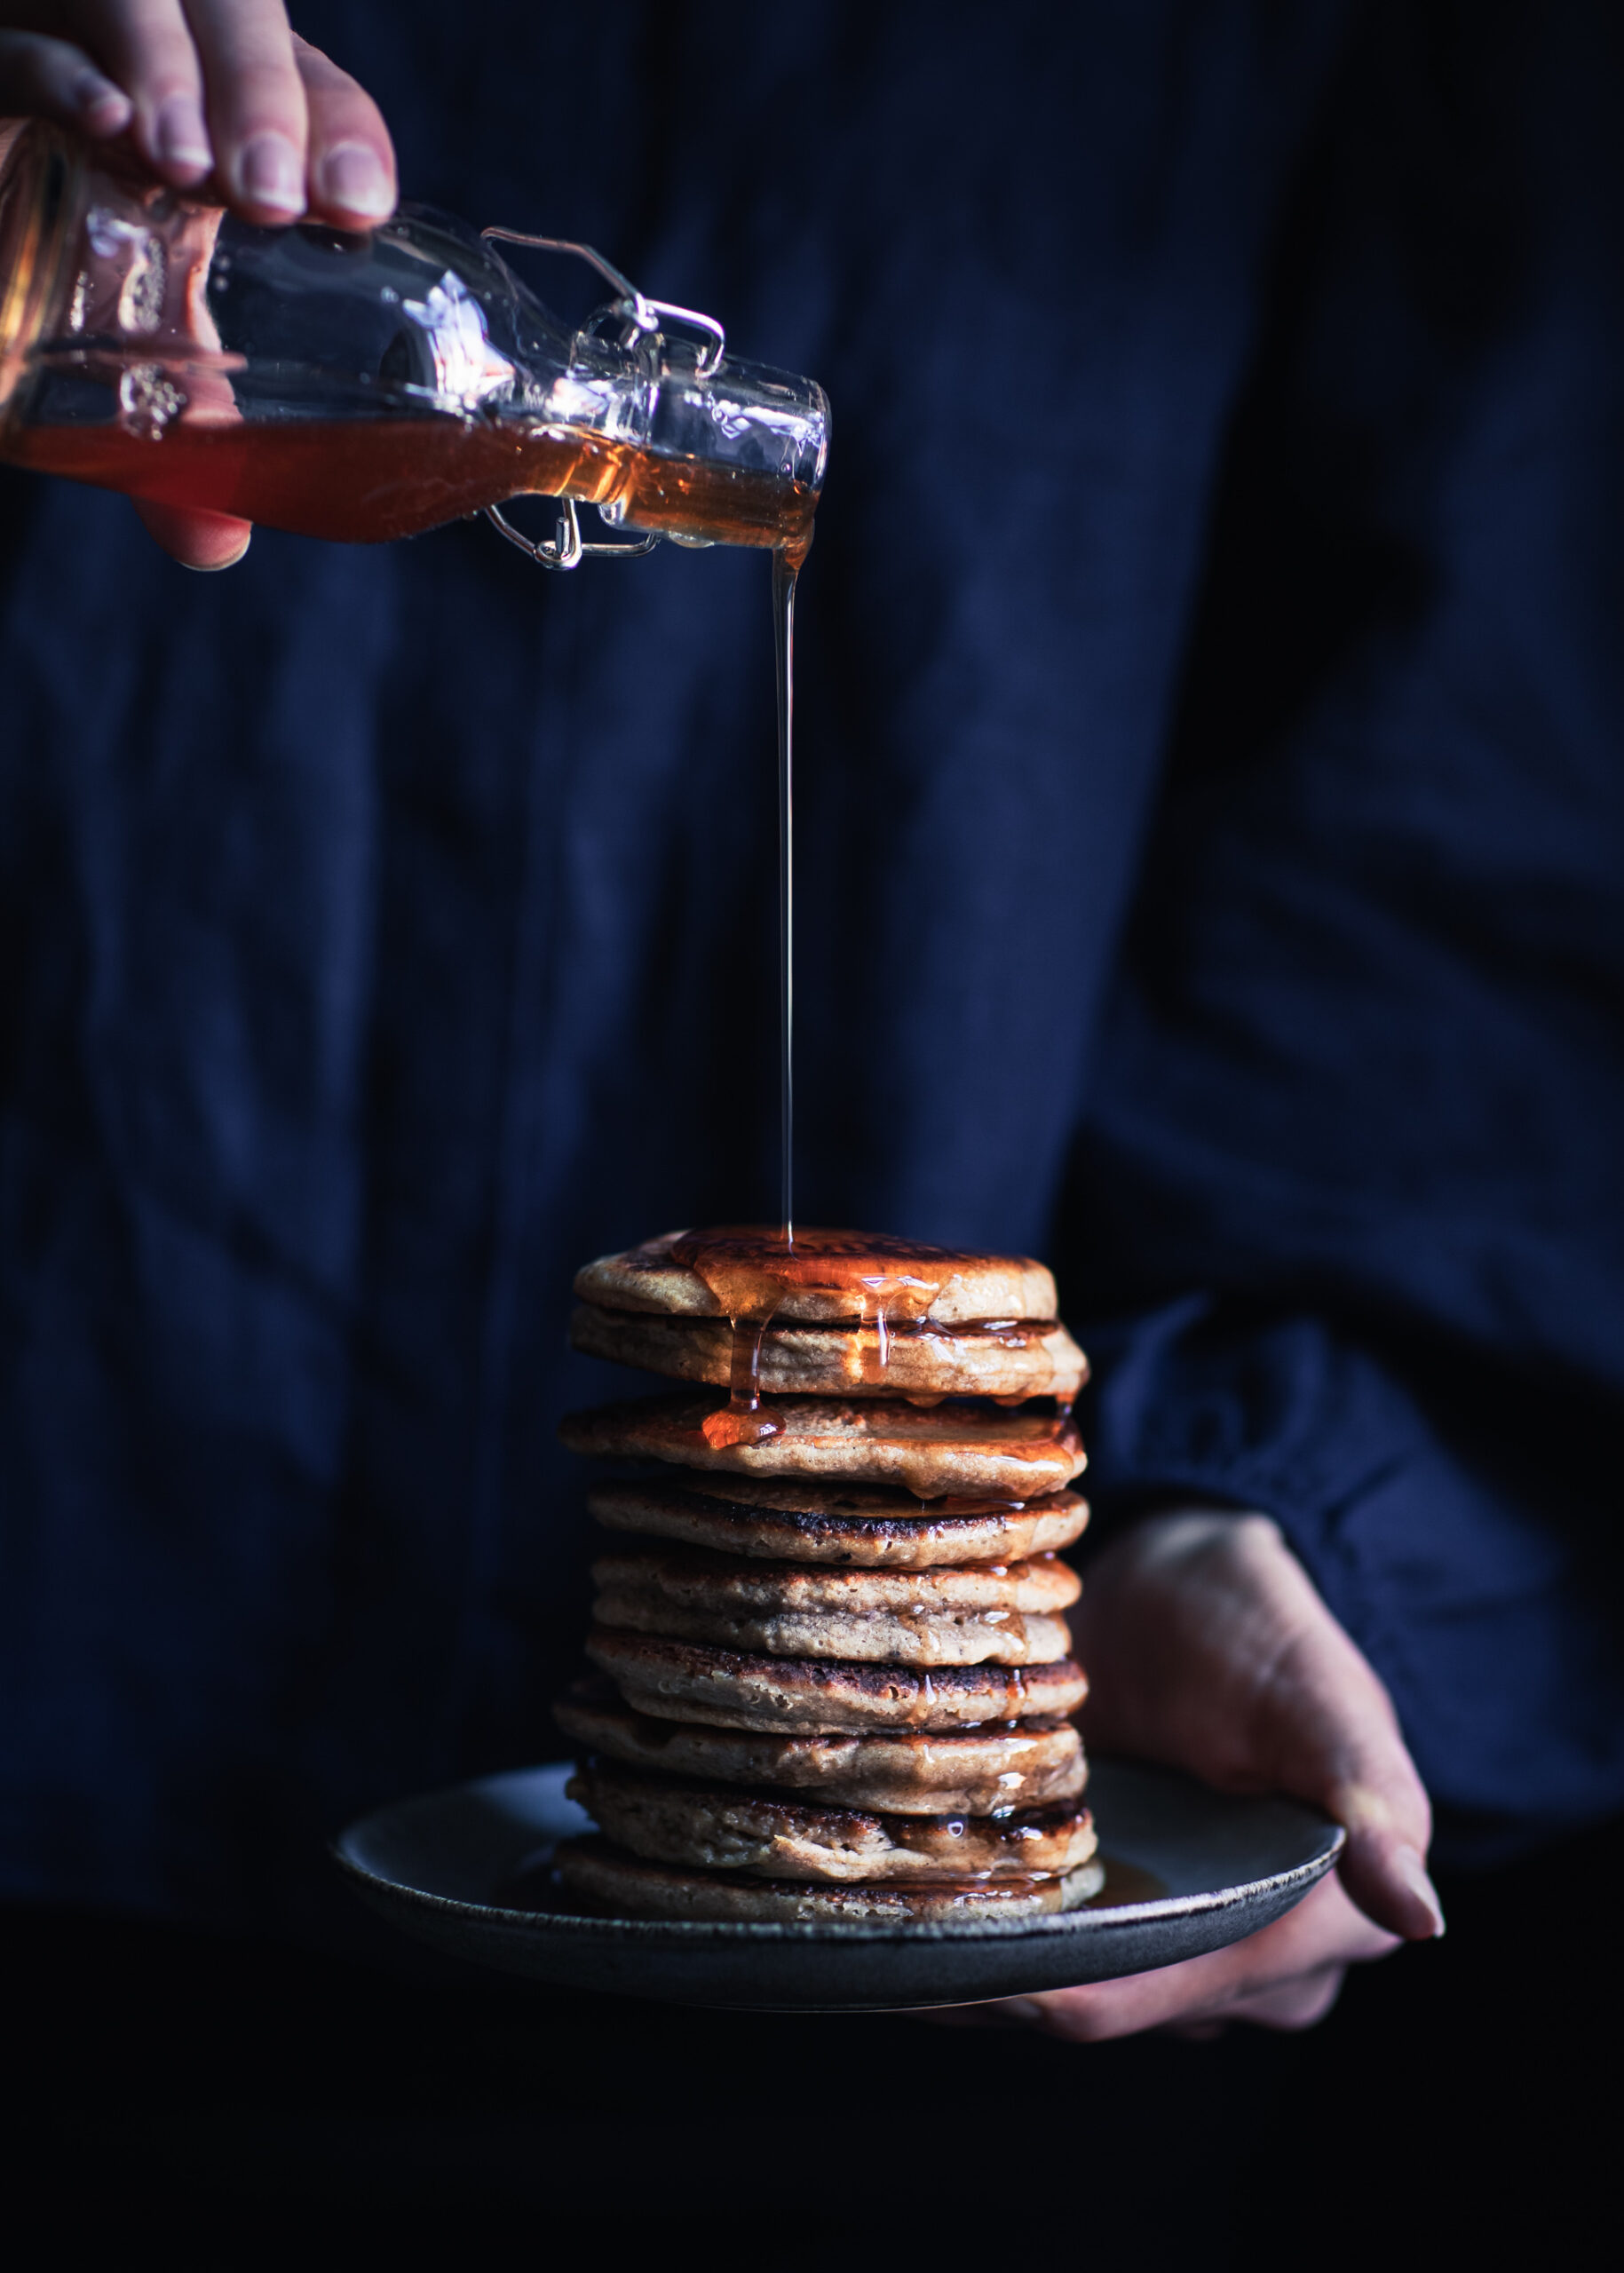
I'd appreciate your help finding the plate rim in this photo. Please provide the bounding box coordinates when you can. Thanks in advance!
[332,1758,1345,1950]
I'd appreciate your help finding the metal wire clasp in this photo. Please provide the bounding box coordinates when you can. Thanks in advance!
[478,229,727,573]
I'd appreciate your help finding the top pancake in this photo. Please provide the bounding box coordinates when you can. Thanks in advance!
[575,1229,1058,1327]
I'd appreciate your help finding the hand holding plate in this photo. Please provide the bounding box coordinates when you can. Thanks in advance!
[949,1508,1443,2039]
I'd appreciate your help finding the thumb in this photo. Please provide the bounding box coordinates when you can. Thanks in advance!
[1225,1526,1446,1944]
[1267,1607,1445,1942]
[1327,1771,1446,1943]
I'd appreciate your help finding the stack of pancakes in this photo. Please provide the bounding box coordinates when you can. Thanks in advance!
[554,1228,1102,1921]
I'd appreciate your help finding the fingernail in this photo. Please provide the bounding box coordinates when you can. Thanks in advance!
[75,73,132,135]
[999,1998,1047,2027]
[236,132,304,218]
[319,142,392,221]
[1394,1844,1446,1938]
[181,532,253,573]
[154,92,212,175]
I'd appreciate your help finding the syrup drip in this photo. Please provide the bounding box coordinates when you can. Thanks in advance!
[669,1224,979,1438]
[774,545,796,1247]
[689,530,804,1454]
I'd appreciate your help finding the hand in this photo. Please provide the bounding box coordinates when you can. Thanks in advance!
[0,4,397,566]
[945,1509,1445,2041]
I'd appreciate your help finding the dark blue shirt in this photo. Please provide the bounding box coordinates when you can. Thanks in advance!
[2,0,1620,1937]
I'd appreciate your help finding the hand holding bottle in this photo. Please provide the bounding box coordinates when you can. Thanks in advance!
[0,2,396,564]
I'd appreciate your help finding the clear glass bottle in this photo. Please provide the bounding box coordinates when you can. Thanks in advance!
[0,120,828,565]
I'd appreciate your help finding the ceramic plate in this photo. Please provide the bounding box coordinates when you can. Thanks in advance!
[334,1760,1343,2013]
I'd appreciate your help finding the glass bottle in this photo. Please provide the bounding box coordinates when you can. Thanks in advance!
[0,120,828,566]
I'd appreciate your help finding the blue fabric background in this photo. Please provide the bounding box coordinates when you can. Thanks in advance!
[2,1,1620,1935]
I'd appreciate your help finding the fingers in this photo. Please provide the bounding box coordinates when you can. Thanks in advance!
[1239,1538,1443,1939]
[291,33,394,226]
[182,6,395,225]
[179,0,305,220]
[131,495,251,569]
[1074,1510,1446,1944]
[1219,1962,1349,2032]
[82,0,218,186]
[1167,1964,1352,2035]
[928,1509,1446,2050]
[959,1872,1400,2044]
[4,5,395,227]
[0,29,132,135]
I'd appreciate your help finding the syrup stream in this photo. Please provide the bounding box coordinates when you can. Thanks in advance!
[773,545,797,1246]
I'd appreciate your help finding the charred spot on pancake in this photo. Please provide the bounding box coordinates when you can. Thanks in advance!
[583,1478,1090,1568]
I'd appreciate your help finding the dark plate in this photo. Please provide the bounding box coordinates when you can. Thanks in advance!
[333,1760,1343,2013]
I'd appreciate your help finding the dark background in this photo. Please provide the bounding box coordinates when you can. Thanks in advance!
[5,2,1623,2245]
[13,1813,1619,2259]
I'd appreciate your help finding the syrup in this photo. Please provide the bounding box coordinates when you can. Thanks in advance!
[667,1225,983,1430]
[681,511,812,1453]
[774,544,796,1241]
[5,414,819,554]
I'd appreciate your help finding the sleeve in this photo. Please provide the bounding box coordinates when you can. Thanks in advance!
[1058,9,1624,1872]
[1077,1297,1624,1865]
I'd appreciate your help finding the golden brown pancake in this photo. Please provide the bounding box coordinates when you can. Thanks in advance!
[586,1478,1089,1567]
[591,1546,1081,1614]
[574,1232,1058,1327]
[591,1546,1077,1667]
[567,1762,1099,1881]
[569,1305,1086,1402]
[559,1391,1087,1501]
[553,1687,1088,1812]
[585,1626,1088,1732]
[586,1545,1073,1673]
[556,1837,1105,1921]
[594,1594,1071,1667]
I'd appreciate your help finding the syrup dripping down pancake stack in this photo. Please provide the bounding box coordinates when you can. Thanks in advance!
[554,1228,1101,1921]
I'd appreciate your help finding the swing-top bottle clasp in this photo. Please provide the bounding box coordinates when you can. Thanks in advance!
[478,228,726,572]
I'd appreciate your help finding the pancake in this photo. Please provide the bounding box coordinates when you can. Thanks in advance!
[556,1837,1105,1921]
[569,1305,1086,1402]
[567,1762,1099,1881]
[575,1231,1058,1328]
[593,1590,1072,1667]
[586,1478,1090,1567]
[553,1687,1089,1812]
[559,1391,1087,1500]
[591,1546,1080,1614]
[586,1625,1089,1732]
[591,1545,1077,1666]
